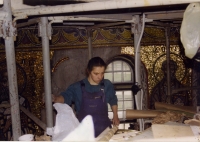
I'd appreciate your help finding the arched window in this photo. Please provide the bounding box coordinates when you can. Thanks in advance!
[105,60,134,129]
[104,60,133,83]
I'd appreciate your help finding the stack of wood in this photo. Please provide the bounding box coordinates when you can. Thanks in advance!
[35,133,51,141]
[126,102,196,123]
[97,126,118,141]
[152,111,185,124]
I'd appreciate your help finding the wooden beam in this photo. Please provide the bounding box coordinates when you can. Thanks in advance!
[20,105,46,130]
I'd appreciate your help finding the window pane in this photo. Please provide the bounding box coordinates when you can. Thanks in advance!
[107,104,112,111]
[123,72,132,82]
[118,123,132,129]
[113,61,122,71]
[117,111,124,119]
[116,91,123,95]
[118,124,125,129]
[116,91,123,100]
[106,63,112,71]
[124,123,131,129]
[104,73,113,82]
[108,112,113,119]
[118,101,124,110]
[124,91,133,100]
[114,72,122,82]
[123,62,130,71]
[108,111,124,119]
[124,101,134,109]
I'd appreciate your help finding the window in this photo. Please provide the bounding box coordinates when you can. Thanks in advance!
[104,61,133,83]
[105,60,134,129]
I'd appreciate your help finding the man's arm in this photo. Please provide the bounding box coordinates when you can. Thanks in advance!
[111,105,120,126]
[53,95,65,103]
[43,93,65,103]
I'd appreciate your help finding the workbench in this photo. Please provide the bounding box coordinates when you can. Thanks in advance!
[109,122,200,142]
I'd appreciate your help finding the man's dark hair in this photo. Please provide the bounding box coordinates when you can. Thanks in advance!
[86,57,106,76]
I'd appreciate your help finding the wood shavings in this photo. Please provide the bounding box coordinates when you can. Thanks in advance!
[152,111,185,124]
[98,126,118,141]
[110,131,138,141]
[184,119,200,126]
[35,133,51,141]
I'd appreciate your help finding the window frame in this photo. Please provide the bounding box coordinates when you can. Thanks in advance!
[105,58,135,129]
[105,60,134,84]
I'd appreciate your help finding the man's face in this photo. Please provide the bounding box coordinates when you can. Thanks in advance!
[89,66,105,85]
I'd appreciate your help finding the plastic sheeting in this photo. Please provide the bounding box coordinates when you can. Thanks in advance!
[51,103,80,141]
[49,103,95,141]
[180,3,200,59]
[62,115,95,141]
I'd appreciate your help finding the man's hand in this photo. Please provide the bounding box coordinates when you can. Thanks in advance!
[112,115,120,126]
[42,93,65,103]
[111,105,120,126]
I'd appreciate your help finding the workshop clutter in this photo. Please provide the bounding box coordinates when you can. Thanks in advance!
[18,134,34,141]
[180,2,200,59]
[50,103,95,141]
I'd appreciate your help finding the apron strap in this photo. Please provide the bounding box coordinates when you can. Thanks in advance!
[100,81,105,102]
[80,80,85,94]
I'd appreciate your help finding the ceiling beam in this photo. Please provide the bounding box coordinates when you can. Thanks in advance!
[48,16,124,22]
[87,21,126,29]
[146,12,184,20]
[73,14,136,21]
[73,11,184,22]
[12,0,199,19]
[17,18,39,28]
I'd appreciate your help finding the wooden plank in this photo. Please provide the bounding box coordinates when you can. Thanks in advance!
[152,122,194,138]
[126,109,164,119]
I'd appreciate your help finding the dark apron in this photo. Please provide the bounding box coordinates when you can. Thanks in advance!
[77,81,111,137]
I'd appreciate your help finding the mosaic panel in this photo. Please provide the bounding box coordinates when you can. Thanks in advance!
[0,51,53,136]
[0,27,181,51]
[121,45,192,106]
